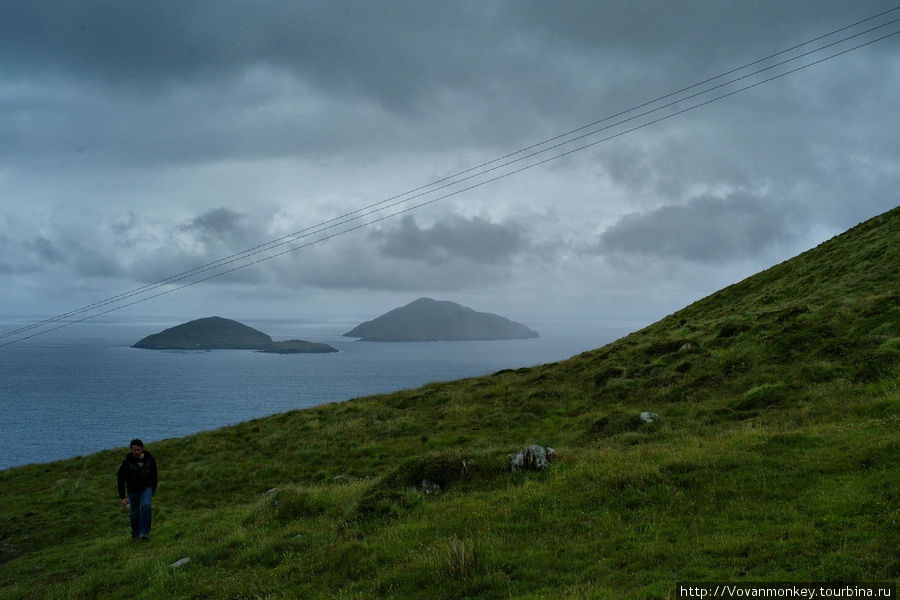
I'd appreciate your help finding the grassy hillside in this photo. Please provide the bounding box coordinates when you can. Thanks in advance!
[2,207,898,599]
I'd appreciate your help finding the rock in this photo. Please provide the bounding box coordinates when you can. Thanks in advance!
[509,445,556,471]
[265,488,278,494]
[640,411,659,423]
[421,479,441,495]
[170,557,191,568]
[679,343,697,353]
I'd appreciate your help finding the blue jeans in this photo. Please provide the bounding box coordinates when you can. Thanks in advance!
[128,487,153,539]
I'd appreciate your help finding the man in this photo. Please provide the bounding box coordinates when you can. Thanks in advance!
[116,438,158,541]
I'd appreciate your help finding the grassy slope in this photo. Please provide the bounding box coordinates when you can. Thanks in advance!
[1,208,898,599]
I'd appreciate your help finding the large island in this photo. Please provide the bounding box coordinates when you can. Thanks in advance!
[133,316,338,353]
[343,298,539,342]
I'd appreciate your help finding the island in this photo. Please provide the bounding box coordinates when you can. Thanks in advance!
[132,316,338,353]
[258,340,339,354]
[343,298,539,342]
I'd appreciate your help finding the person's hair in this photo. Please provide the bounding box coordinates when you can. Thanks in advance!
[129,438,144,449]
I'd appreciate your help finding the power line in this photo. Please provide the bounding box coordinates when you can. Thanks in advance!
[3,8,899,346]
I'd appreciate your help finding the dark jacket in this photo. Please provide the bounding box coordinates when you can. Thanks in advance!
[117,450,158,498]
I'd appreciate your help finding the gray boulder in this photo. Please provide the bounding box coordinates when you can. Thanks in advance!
[509,445,556,471]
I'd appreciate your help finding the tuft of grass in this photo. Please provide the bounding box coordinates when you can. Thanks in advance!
[445,535,480,578]
[733,382,793,411]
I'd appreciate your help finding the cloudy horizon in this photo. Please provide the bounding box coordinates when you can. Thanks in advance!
[2,1,898,338]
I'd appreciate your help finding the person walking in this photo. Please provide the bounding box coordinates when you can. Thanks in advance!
[117,438,158,541]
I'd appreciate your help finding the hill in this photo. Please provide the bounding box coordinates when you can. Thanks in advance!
[1,207,898,599]
[132,316,337,353]
[343,297,540,341]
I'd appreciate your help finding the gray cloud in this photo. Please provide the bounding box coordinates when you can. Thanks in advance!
[181,208,253,247]
[373,214,526,265]
[29,236,65,265]
[252,212,534,293]
[21,233,125,279]
[0,205,276,286]
[275,236,515,293]
[126,207,281,285]
[596,192,798,262]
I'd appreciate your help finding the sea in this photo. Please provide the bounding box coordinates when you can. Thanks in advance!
[0,317,642,471]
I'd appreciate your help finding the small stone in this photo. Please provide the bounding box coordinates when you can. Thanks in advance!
[170,557,191,568]
[421,479,441,495]
[265,488,278,494]
[640,411,659,423]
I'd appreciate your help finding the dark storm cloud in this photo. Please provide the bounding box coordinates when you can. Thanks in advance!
[4,1,886,99]
[596,192,797,262]
[2,0,897,169]
[0,1,523,110]
[373,214,526,265]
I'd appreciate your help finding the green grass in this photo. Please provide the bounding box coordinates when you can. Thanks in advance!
[2,207,899,599]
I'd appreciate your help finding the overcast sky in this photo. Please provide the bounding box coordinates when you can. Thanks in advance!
[1,1,898,336]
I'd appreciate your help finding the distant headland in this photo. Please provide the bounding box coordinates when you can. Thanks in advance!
[132,316,338,353]
[343,298,539,342]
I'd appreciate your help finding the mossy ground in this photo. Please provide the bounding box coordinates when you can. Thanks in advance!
[2,208,898,599]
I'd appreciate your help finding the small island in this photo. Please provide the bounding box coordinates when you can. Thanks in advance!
[258,340,339,354]
[343,298,539,342]
[132,316,338,353]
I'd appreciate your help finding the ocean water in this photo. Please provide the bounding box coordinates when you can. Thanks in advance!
[0,317,639,470]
